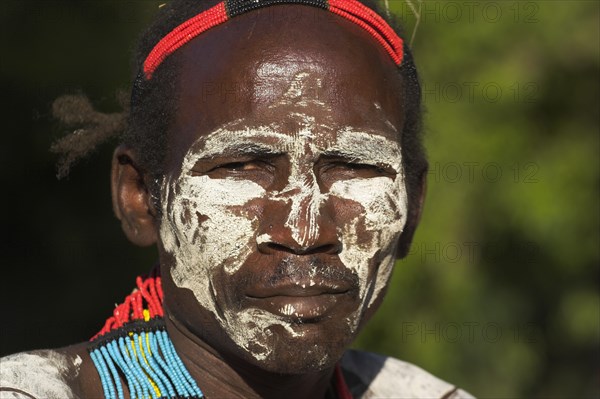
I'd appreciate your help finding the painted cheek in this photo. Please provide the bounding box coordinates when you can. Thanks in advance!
[160,174,266,316]
[330,175,408,310]
[161,170,311,363]
[330,176,408,243]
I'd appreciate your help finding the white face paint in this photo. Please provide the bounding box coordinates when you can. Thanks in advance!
[159,72,408,364]
[160,125,407,362]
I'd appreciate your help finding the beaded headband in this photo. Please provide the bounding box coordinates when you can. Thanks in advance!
[143,0,404,79]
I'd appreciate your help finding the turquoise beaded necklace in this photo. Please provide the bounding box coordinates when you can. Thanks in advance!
[88,270,353,399]
[88,271,203,399]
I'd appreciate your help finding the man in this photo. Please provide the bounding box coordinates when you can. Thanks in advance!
[1,0,473,397]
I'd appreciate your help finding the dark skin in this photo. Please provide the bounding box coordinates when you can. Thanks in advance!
[57,6,425,399]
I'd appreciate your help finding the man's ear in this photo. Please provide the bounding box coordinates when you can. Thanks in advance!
[111,145,158,247]
[396,169,427,259]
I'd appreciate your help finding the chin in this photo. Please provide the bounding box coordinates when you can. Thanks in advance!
[231,318,356,374]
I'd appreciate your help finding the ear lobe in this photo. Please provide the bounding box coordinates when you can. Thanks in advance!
[396,170,427,259]
[111,145,158,247]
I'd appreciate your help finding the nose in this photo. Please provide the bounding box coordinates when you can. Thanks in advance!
[257,197,342,256]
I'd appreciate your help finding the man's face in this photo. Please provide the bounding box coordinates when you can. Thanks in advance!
[157,7,407,373]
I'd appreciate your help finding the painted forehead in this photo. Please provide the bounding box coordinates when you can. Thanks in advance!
[173,13,406,141]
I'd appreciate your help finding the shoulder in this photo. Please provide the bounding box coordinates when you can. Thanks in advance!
[340,349,475,399]
[0,348,85,399]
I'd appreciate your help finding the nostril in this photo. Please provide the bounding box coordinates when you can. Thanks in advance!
[256,237,298,255]
[257,238,342,255]
[296,241,343,255]
[306,243,342,255]
[266,242,296,254]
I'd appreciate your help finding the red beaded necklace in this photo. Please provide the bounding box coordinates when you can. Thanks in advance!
[90,271,354,399]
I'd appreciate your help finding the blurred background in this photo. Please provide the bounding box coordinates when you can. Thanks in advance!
[1,1,598,397]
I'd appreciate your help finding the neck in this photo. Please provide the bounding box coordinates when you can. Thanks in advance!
[164,313,335,399]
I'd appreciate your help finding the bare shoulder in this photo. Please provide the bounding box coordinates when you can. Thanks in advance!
[340,349,475,399]
[0,344,95,399]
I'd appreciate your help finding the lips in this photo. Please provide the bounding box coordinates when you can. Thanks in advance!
[246,280,351,298]
[249,294,349,321]
[245,277,356,321]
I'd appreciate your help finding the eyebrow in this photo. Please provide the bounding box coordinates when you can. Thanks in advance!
[187,126,402,167]
[319,149,398,168]
[193,142,283,161]
[323,130,402,168]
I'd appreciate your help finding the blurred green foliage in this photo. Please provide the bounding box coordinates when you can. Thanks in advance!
[354,1,600,398]
[1,1,598,398]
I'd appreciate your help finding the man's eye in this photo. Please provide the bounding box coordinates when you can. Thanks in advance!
[207,160,277,175]
[322,161,395,180]
[216,161,261,171]
[345,163,386,173]
[334,162,390,174]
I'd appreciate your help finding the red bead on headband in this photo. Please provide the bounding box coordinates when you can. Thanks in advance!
[143,0,404,79]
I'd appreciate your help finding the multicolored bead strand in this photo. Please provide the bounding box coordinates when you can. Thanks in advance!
[89,270,353,399]
[88,272,204,399]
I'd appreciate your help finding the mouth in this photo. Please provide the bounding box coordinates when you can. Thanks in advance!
[240,255,359,322]
[247,281,350,297]
[246,282,353,322]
